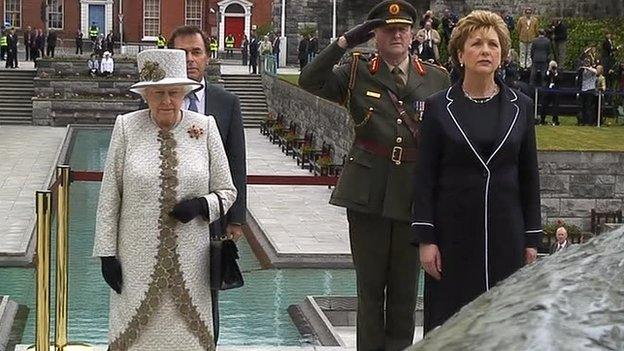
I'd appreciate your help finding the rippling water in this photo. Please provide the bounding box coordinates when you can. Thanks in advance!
[0,129,357,345]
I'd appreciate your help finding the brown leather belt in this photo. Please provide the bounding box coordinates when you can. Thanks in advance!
[354,138,418,165]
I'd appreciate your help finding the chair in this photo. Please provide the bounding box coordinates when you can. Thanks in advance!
[590,209,623,235]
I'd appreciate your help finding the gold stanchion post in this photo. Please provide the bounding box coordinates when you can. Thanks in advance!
[53,165,94,351]
[34,191,52,351]
[55,166,70,351]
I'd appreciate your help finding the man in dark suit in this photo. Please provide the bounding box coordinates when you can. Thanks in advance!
[550,227,572,254]
[272,32,280,69]
[530,29,551,86]
[249,32,259,74]
[5,28,18,68]
[168,25,247,343]
[298,34,309,71]
[46,30,57,58]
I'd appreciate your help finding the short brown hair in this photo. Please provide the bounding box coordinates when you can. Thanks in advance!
[168,26,209,54]
[448,10,511,74]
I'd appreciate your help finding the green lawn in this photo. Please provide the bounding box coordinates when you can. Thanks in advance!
[278,74,300,86]
[536,116,624,151]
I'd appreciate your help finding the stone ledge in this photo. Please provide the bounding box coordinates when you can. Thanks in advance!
[0,296,18,351]
[245,209,352,269]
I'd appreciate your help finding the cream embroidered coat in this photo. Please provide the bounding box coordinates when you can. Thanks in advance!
[93,109,237,351]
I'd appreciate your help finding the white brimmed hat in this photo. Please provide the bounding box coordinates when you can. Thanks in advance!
[130,49,201,95]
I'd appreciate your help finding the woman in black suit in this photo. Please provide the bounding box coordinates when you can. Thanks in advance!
[411,10,542,333]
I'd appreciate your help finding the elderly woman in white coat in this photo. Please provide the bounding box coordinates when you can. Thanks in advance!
[93,49,237,351]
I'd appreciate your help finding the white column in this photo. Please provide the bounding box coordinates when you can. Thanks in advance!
[219,11,225,51]
[244,9,251,41]
[279,0,286,67]
[105,0,113,36]
[332,0,336,41]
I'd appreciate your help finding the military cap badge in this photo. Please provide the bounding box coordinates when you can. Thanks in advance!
[389,4,400,15]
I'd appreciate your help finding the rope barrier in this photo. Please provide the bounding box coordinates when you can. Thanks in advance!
[71,171,339,186]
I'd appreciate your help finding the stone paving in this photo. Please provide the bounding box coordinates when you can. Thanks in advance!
[0,126,66,265]
[245,130,351,267]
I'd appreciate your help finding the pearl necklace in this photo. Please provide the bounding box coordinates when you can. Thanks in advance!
[462,85,500,104]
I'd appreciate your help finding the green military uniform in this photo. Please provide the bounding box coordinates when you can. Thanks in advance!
[299,1,450,350]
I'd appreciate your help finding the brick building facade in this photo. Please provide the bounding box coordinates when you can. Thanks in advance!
[0,0,272,50]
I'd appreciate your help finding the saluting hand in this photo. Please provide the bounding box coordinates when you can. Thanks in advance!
[342,19,386,49]
[419,244,442,281]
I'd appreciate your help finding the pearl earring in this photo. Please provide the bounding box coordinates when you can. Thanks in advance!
[460,62,464,67]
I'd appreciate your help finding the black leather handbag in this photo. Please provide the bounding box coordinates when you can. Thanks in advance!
[210,194,244,291]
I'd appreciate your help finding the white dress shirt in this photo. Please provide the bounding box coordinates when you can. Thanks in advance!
[184,78,206,115]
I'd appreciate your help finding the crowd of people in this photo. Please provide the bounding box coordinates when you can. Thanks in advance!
[407,6,623,126]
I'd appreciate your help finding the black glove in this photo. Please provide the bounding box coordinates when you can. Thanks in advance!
[101,256,122,294]
[344,19,386,48]
[170,197,208,223]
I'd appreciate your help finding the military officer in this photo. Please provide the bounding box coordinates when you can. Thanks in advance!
[299,1,450,350]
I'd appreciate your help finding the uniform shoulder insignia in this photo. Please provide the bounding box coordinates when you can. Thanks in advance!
[412,56,426,76]
[369,54,380,74]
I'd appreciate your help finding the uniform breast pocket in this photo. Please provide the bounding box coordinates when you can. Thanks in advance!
[333,147,374,205]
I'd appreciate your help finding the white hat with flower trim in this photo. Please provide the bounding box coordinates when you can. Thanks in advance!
[130,49,201,95]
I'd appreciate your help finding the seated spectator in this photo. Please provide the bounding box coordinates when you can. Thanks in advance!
[87,53,99,77]
[550,227,572,254]
[541,60,560,126]
[99,51,114,77]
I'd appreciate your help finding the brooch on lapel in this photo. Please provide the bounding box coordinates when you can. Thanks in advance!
[187,124,204,139]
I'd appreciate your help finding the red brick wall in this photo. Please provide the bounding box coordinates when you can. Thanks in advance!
[1,0,273,43]
[250,0,271,28]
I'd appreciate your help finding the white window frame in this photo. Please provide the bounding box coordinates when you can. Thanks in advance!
[4,0,22,28]
[47,0,64,30]
[142,0,161,41]
[185,0,202,28]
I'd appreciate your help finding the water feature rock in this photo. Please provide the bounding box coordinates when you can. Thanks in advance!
[408,227,624,351]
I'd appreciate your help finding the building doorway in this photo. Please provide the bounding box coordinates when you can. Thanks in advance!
[225,17,244,47]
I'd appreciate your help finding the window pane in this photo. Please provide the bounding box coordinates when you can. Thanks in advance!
[48,0,63,29]
[6,0,21,28]
[185,0,201,27]
[144,0,160,37]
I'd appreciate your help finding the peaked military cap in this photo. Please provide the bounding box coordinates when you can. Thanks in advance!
[367,0,418,26]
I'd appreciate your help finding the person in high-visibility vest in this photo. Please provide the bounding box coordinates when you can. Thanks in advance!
[210,36,218,59]
[157,33,167,49]
[225,34,235,59]
[89,22,99,43]
[0,27,8,61]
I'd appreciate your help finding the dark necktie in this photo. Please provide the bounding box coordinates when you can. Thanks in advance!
[188,93,199,112]
[392,67,405,93]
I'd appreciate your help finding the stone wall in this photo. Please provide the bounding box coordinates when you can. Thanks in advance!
[540,152,624,229]
[31,57,222,126]
[36,57,138,78]
[262,74,354,160]
[263,74,624,230]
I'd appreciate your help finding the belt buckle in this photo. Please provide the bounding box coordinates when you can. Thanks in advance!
[391,146,403,165]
